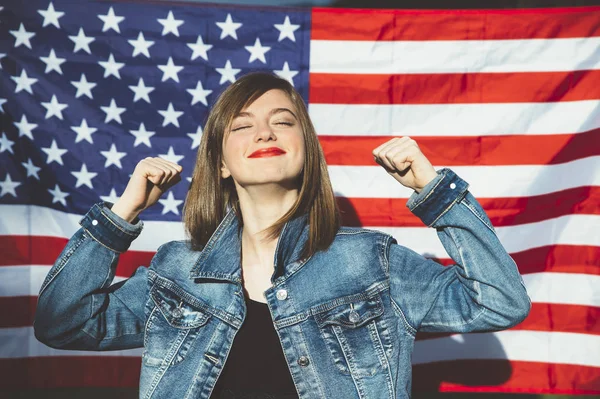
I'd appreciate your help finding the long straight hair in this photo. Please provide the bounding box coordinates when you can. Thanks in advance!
[182,72,340,261]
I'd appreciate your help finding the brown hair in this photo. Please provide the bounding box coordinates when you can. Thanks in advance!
[182,72,340,260]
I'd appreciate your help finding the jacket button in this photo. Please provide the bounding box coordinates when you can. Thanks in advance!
[92,219,98,226]
[349,310,360,323]
[297,356,309,367]
[276,289,288,300]
[450,183,456,189]
[172,308,183,318]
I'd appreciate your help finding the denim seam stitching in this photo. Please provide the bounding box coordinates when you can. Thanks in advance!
[408,170,446,211]
[81,226,121,253]
[98,207,139,237]
[427,187,468,227]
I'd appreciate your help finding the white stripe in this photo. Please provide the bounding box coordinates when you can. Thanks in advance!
[2,266,599,308]
[310,38,600,74]
[0,204,185,252]
[1,325,598,365]
[380,214,600,255]
[0,327,142,359]
[0,207,598,256]
[413,330,600,368]
[309,100,600,136]
[329,157,600,198]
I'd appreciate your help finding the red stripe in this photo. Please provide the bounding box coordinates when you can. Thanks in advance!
[310,70,600,105]
[413,360,600,394]
[320,130,600,166]
[311,7,600,41]
[0,357,597,393]
[0,356,140,389]
[5,293,599,332]
[339,186,600,227]
[415,303,600,343]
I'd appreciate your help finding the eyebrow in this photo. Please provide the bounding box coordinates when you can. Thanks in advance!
[235,108,297,120]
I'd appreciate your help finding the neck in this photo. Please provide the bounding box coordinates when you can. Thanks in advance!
[236,183,299,268]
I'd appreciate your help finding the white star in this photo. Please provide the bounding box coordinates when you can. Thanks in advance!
[0,53,5,69]
[128,32,154,58]
[187,80,212,106]
[245,37,271,64]
[216,14,242,40]
[129,77,154,103]
[274,62,299,86]
[274,16,300,42]
[41,95,68,120]
[69,28,95,54]
[0,132,15,154]
[159,146,184,164]
[38,2,65,29]
[98,53,124,79]
[158,103,183,127]
[48,184,69,206]
[101,99,126,124]
[11,69,38,94]
[98,7,125,33]
[158,57,183,83]
[187,35,212,61]
[71,119,97,144]
[10,24,35,49]
[71,73,96,99]
[187,125,202,150]
[129,122,155,147]
[71,163,98,189]
[21,158,41,180]
[159,191,183,215]
[14,114,38,139]
[40,49,66,74]
[0,174,21,198]
[100,143,126,168]
[157,11,183,37]
[100,188,120,204]
[42,139,68,165]
[0,98,6,112]
[215,60,240,85]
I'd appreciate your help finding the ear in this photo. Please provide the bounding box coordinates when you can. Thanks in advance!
[220,160,231,179]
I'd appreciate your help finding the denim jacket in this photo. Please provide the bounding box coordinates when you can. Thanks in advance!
[34,168,531,399]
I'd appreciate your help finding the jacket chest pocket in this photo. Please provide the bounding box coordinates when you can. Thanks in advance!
[143,282,211,367]
[315,293,392,377]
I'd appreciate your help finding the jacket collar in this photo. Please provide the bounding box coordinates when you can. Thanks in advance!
[189,208,310,284]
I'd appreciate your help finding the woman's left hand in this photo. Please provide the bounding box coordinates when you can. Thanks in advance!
[372,136,438,193]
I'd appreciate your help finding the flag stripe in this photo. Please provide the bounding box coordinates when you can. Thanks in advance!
[321,130,600,166]
[1,209,599,254]
[309,100,600,136]
[4,292,599,335]
[1,357,598,393]
[412,360,600,394]
[311,7,600,41]
[310,70,600,105]
[310,38,600,74]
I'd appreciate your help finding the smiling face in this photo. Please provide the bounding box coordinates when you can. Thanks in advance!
[220,89,306,189]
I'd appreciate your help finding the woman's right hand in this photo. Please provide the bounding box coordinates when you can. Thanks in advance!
[110,157,183,223]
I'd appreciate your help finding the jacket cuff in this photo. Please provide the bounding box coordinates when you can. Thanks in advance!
[406,168,469,227]
[78,201,144,253]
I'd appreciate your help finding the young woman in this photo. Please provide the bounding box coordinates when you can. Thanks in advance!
[34,72,531,399]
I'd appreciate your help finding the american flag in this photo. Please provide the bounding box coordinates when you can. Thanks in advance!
[1,0,599,394]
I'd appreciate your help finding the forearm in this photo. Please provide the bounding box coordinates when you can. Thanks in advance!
[34,202,146,349]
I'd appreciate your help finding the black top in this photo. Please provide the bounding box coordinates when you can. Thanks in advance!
[211,295,298,399]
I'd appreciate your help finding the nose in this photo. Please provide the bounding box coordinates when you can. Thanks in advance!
[254,122,276,142]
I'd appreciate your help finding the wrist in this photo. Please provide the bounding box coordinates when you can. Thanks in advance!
[110,200,142,223]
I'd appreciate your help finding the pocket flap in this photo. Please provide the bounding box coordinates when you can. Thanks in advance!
[150,283,211,329]
[315,294,384,328]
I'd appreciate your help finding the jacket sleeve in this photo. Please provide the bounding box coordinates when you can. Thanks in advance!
[33,201,151,351]
[386,168,531,334]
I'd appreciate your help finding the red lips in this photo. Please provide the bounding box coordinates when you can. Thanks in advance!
[248,147,286,158]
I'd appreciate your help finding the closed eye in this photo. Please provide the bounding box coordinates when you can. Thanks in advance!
[276,122,293,126]
[231,125,251,131]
